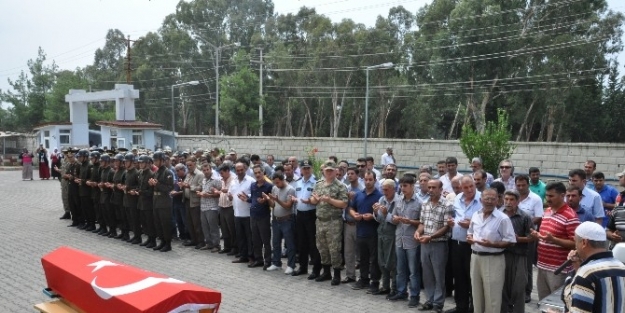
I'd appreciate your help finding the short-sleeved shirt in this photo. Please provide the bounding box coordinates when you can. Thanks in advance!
[272,185,296,218]
[351,188,383,237]
[313,179,348,221]
[441,172,463,194]
[420,197,454,242]
[200,178,222,211]
[248,181,274,218]
[345,182,365,222]
[518,191,544,226]
[574,206,596,223]
[579,187,605,220]
[502,207,533,255]
[392,193,421,249]
[218,175,234,208]
[596,185,619,226]
[529,180,546,202]
[468,209,517,253]
[228,175,254,217]
[537,204,580,272]
[451,191,483,241]
[494,176,516,191]
[295,176,317,212]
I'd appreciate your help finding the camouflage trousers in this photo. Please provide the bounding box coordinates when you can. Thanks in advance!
[60,180,69,213]
[316,219,343,268]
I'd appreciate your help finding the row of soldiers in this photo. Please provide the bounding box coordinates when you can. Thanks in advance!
[60,148,175,252]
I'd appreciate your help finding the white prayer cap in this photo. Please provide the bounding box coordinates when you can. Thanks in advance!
[574,221,606,241]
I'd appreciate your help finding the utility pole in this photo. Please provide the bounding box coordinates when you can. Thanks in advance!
[250,48,264,136]
[125,35,137,84]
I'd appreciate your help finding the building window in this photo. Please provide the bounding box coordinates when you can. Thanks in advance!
[110,129,117,137]
[132,130,143,146]
[43,130,50,149]
[59,129,71,145]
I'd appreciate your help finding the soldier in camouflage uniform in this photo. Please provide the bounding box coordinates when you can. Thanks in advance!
[310,161,349,285]
[57,149,72,220]
[149,151,174,252]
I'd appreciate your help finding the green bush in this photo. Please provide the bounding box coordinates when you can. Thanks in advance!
[459,109,516,178]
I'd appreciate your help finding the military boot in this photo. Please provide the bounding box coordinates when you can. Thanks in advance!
[315,265,332,282]
[153,240,165,251]
[145,237,157,249]
[331,268,341,286]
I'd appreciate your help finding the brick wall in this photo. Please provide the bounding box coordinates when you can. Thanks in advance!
[176,136,625,178]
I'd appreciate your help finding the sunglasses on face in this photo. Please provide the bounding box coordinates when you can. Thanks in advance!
[500,166,511,169]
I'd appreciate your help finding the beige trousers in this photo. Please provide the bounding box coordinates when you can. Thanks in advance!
[470,253,505,313]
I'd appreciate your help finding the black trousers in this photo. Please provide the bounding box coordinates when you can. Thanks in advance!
[122,206,133,232]
[220,206,237,250]
[130,205,142,237]
[68,185,82,223]
[296,210,321,273]
[154,206,172,242]
[251,215,272,265]
[80,196,94,224]
[450,240,472,312]
[446,239,455,295]
[235,217,252,260]
[93,198,103,227]
[100,198,111,228]
[106,202,117,230]
[358,234,381,282]
[140,209,155,237]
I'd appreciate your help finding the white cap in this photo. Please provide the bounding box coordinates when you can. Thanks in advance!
[574,221,606,241]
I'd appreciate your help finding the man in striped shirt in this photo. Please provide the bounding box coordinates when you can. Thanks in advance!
[563,221,625,312]
[531,182,580,300]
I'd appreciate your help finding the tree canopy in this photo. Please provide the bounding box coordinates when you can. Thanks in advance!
[1,0,624,143]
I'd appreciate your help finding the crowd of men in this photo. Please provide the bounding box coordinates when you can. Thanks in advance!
[54,146,625,313]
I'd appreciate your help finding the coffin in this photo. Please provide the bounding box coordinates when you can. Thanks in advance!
[38,246,221,313]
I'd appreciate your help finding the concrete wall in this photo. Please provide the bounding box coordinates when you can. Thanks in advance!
[177,136,625,177]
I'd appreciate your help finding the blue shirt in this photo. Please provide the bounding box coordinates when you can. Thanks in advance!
[345,182,364,222]
[580,187,605,220]
[350,188,383,238]
[596,184,619,227]
[295,176,316,212]
[452,191,483,241]
[247,181,274,218]
[574,206,596,223]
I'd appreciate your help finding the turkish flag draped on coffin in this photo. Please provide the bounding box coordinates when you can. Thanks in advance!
[41,246,221,313]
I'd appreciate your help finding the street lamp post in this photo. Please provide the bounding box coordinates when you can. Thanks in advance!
[200,40,240,135]
[364,62,394,158]
[171,80,200,150]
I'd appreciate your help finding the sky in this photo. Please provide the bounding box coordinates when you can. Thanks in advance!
[0,0,624,106]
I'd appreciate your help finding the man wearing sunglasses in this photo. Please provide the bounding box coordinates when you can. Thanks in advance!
[494,160,516,191]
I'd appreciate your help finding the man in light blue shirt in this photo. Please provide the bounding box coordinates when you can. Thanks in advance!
[447,176,482,313]
[291,160,321,278]
[568,169,604,225]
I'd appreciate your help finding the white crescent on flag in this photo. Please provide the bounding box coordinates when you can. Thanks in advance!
[91,276,185,300]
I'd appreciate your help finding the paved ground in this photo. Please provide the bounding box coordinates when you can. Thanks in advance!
[0,171,548,312]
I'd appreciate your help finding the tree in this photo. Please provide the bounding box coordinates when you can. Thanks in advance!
[459,109,516,177]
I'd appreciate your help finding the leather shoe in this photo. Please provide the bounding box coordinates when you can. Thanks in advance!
[291,268,307,276]
[307,272,319,280]
[130,237,142,244]
[247,261,264,268]
[85,225,96,232]
[183,241,197,247]
[341,277,355,284]
[59,212,71,220]
[232,258,249,264]
[372,288,390,295]
[525,295,531,303]
[67,222,80,227]
[218,248,231,254]
[159,244,172,252]
[227,250,238,256]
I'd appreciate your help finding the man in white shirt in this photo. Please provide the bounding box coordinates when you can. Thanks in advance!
[228,162,255,264]
[440,157,463,194]
[380,147,395,166]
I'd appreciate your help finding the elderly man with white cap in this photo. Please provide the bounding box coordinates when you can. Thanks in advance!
[561,221,625,312]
